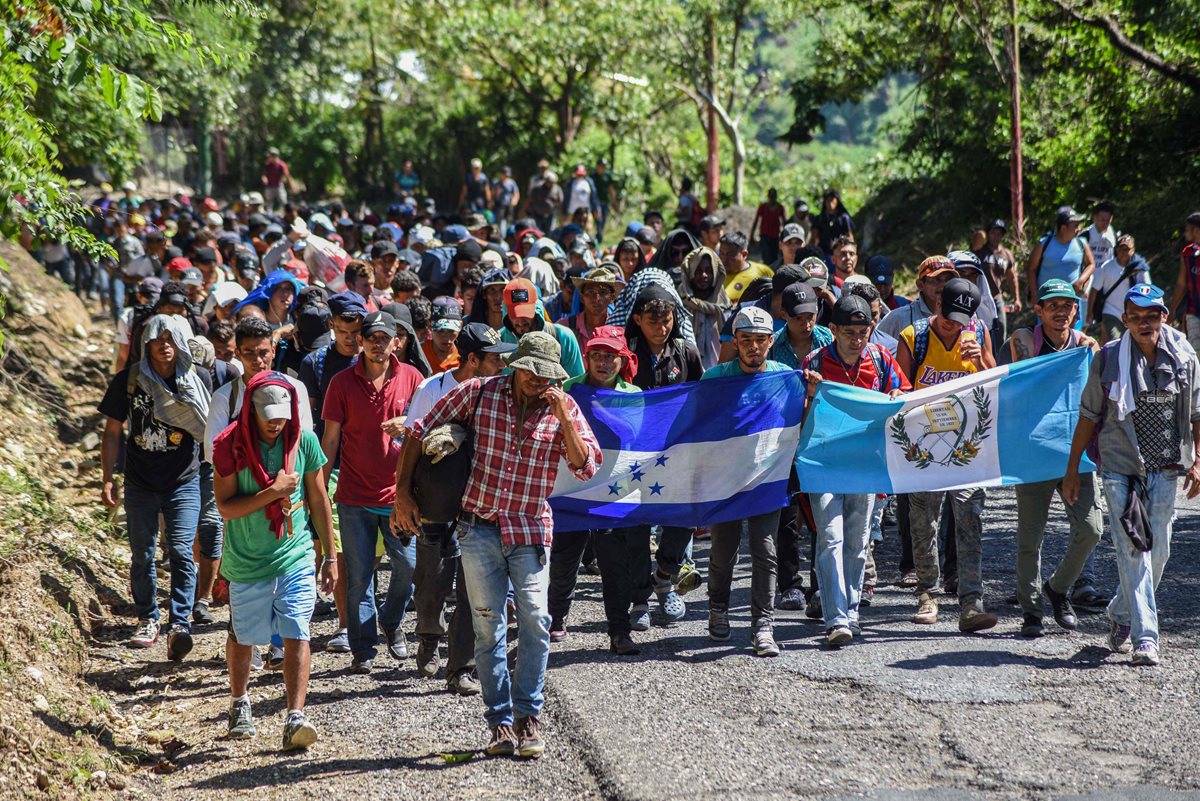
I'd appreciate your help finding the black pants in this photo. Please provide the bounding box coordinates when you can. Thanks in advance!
[897,494,957,581]
[412,524,475,676]
[548,531,593,627]
[592,527,652,637]
[777,502,804,593]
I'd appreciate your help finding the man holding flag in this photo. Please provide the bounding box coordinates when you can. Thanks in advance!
[803,296,910,647]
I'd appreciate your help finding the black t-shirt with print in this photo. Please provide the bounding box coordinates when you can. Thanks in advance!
[98,366,212,492]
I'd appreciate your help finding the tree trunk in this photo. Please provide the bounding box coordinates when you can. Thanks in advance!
[730,124,746,206]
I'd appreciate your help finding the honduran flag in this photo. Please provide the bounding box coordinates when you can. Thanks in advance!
[795,347,1095,495]
[549,371,806,532]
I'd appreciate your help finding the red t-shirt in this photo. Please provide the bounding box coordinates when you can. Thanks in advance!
[262,159,290,187]
[803,343,910,393]
[322,355,423,505]
[757,203,786,239]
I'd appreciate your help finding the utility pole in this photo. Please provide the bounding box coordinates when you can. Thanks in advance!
[1008,0,1025,250]
[705,13,719,212]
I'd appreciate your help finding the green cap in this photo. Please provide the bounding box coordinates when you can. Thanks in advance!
[505,331,570,381]
[1038,279,1076,302]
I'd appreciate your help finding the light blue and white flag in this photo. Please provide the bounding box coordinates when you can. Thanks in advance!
[550,371,805,532]
[795,348,1095,494]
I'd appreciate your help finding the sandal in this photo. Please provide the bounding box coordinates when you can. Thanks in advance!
[1071,586,1109,610]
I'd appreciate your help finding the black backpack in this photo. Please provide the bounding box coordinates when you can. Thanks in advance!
[411,379,484,524]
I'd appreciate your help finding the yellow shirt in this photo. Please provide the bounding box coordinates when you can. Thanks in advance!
[724,261,774,303]
[900,321,979,389]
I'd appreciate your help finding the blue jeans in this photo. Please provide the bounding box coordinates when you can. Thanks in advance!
[1100,470,1178,647]
[109,273,126,322]
[457,519,550,727]
[810,493,874,629]
[125,476,201,630]
[338,504,416,660]
[197,462,223,559]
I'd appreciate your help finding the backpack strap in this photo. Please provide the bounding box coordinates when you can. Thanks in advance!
[866,344,888,391]
[228,379,241,427]
[912,317,932,367]
[314,343,331,390]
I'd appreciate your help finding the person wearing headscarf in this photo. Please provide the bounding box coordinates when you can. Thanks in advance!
[609,264,695,346]
[678,246,731,370]
[234,269,306,330]
[98,313,214,658]
[645,227,700,286]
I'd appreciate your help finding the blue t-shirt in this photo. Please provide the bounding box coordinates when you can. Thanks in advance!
[701,359,791,380]
[1040,236,1085,285]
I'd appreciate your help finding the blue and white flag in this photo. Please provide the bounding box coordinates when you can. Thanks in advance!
[796,348,1095,494]
[550,371,805,532]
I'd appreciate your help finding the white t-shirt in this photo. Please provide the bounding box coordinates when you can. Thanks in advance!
[566,178,593,215]
[405,370,460,432]
[203,373,313,463]
[1084,225,1117,274]
[115,307,135,346]
[1092,257,1150,318]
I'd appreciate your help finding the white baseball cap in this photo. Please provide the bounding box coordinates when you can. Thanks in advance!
[251,384,292,421]
[732,305,774,335]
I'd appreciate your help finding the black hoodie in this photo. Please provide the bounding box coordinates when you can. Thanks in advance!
[645,228,700,287]
[624,284,703,389]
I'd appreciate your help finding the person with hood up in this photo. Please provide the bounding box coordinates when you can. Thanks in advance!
[678,246,731,370]
[380,302,434,378]
[213,372,336,749]
[608,255,696,346]
[614,236,647,283]
[467,268,513,330]
[645,227,700,286]
[234,269,306,331]
[499,278,584,377]
[811,188,854,258]
[99,314,214,659]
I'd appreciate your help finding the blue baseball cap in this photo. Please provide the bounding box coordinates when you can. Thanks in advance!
[441,225,469,244]
[328,290,369,319]
[1125,283,1167,313]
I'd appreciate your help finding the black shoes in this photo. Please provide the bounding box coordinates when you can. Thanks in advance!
[1043,581,1078,630]
[1019,613,1045,638]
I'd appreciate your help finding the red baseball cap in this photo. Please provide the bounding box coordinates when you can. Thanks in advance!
[166,256,193,276]
[503,278,539,320]
[585,324,638,381]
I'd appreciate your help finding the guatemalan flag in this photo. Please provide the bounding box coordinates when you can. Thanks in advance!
[549,371,805,532]
[796,347,1095,494]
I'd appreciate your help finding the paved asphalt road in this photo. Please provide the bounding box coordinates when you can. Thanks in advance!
[101,485,1200,800]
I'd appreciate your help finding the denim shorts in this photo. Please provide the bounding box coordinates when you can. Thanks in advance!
[229,564,316,645]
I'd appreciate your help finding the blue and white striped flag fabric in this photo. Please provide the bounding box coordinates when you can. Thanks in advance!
[549,371,805,532]
[795,348,1095,495]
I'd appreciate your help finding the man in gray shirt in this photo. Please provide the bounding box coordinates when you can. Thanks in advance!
[1064,284,1200,667]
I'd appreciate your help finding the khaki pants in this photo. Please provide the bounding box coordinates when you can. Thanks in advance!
[1014,475,1103,617]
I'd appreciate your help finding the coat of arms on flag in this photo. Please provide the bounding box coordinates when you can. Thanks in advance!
[889,387,993,469]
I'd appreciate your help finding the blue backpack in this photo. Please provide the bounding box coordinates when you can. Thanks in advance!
[911,316,986,367]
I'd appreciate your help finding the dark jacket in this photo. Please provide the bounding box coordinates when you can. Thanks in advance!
[624,285,703,389]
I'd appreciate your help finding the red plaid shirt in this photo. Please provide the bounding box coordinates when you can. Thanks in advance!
[408,375,601,547]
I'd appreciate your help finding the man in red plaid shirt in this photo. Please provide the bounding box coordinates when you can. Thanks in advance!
[393,330,600,760]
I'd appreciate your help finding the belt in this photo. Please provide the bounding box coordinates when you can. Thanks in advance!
[459,511,499,526]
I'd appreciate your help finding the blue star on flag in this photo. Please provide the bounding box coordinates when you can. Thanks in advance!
[608,482,622,495]
[630,469,645,482]
[655,454,669,467]
[649,482,664,495]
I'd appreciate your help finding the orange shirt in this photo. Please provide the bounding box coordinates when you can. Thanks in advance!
[422,340,460,372]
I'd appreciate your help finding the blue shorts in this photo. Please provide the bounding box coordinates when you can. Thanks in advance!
[229,564,316,646]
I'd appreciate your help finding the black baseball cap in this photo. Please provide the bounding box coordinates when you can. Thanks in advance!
[457,322,518,356]
[941,278,981,326]
[866,254,894,283]
[699,214,724,231]
[455,239,483,264]
[370,239,399,259]
[773,263,811,294]
[1055,206,1086,227]
[987,219,1007,232]
[297,304,333,350]
[362,311,396,338]
[782,283,818,317]
[831,294,873,326]
[193,246,217,264]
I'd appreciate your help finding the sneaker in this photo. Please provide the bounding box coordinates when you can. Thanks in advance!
[350,657,373,674]
[898,570,918,588]
[326,628,351,653]
[515,716,545,759]
[849,620,862,636]
[129,619,160,648]
[447,670,482,696]
[416,640,440,678]
[192,600,215,626]
[1043,581,1078,630]
[549,623,568,643]
[384,628,408,660]
[693,526,710,540]
[778,587,806,611]
[166,626,194,662]
[657,590,686,623]
[281,710,318,751]
[753,626,780,657]
[913,592,938,625]
[708,605,731,642]
[958,605,998,633]
[250,648,264,671]
[486,724,517,756]
[582,560,601,576]
[673,564,703,595]
[1131,641,1160,666]
[629,604,651,632]
[226,697,255,739]
[860,584,875,608]
[826,626,852,647]
[1107,617,1132,654]
[266,644,285,671]
[609,634,640,656]
[942,577,959,596]
[805,592,823,620]
[1019,613,1045,638]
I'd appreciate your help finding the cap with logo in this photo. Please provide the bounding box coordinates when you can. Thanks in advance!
[783,283,818,317]
[329,290,368,319]
[940,278,981,326]
[799,256,830,288]
[362,311,397,338]
[781,223,806,243]
[1037,279,1077,302]
[732,305,775,335]
[181,267,205,287]
[1055,205,1086,226]
[831,294,873,326]
[457,323,517,356]
[251,384,293,421]
[867,254,894,283]
[988,219,1007,232]
[1125,283,1168,313]
[918,255,957,280]
[503,278,540,320]
[431,302,464,332]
